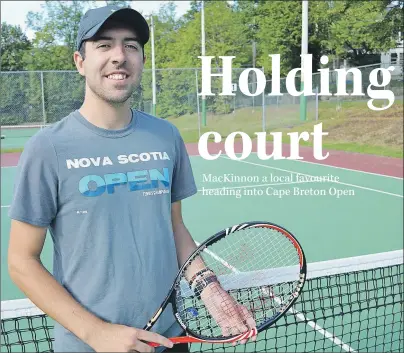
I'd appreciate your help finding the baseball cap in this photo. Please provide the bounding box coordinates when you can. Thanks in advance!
[76,5,150,51]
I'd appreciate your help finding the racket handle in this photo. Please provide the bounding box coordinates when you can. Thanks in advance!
[148,328,258,347]
[148,336,202,347]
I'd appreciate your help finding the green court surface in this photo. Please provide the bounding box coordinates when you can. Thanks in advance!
[1,153,403,352]
[1,126,49,151]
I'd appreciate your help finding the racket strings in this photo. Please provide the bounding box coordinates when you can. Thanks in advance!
[242,227,299,268]
[175,226,302,339]
[176,284,296,337]
[208,227,299,272]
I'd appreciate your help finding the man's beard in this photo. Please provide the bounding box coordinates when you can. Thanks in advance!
[88,75,142,104]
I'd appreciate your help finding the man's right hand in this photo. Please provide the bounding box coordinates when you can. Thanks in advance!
[89,322,174,352]
[7,221,174,352]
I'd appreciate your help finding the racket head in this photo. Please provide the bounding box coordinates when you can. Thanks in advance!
[169,221,307,343]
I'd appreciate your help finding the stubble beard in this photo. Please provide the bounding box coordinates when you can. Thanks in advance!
[88,72,143,104]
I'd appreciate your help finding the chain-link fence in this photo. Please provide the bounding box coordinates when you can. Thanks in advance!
[1,63,403,142]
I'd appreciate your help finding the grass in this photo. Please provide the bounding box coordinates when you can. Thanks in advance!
[1,99,403,158]
[0,148,23,154]
[167,98,403,158]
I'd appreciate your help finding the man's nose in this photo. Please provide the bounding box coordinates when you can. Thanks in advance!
[111,45,126,65]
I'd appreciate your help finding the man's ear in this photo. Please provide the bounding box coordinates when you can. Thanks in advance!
[73,51,85,77]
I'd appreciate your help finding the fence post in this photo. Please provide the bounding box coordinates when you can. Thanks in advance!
[195,69,201,138]
[262,67,266,132]
[315,86,319,121]
[151,16,156,116]
[40,71,46,124]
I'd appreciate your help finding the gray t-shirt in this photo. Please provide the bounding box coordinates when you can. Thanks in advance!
[9,109,197,352]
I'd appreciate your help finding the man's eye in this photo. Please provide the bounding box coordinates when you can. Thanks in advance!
[126,45,138,50]
[97,44,109,48]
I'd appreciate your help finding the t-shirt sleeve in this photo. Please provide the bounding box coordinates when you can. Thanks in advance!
[8,133,58,227]
[170,126,197,203]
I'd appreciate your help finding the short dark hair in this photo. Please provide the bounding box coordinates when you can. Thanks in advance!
[79,42,86,59]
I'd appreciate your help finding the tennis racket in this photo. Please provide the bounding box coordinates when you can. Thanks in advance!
[144,220,307,347]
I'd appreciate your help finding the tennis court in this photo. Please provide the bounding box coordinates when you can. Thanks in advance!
[1,125,50,151]
[1,134,403,352]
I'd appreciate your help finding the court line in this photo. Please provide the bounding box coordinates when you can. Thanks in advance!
[243,152,403,180]
[220,156,403,198]
[1,205,10,208]
[191,153,402,180]
[194,240,356,352]
[290,158,403,180]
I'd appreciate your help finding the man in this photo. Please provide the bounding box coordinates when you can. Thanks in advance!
[8,5,254,353]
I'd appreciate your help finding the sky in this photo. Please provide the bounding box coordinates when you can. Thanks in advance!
[0,1,191,40]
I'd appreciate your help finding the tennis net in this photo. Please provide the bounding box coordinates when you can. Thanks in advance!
[1,250,402,352]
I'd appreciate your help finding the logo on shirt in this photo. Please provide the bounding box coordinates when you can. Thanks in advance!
[65,152,172,198]
[78,168,170,197]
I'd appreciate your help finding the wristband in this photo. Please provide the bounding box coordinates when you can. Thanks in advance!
[193,274,219,299]
[189,268,213,287]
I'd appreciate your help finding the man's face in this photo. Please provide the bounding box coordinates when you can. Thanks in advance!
[75,24,146,104]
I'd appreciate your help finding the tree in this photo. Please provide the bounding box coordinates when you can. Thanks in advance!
[324,0,404,65]
[236,0,260,66]
[0,23,32,71]
[104,0,132,6]
[147,1,251,117]
[254,0,403,77]
[180,0,201,23]
[24,1,92,70]
[255,1,322,77]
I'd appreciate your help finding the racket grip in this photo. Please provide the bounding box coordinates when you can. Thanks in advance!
[148,329,258,347]
[147,336,198,347]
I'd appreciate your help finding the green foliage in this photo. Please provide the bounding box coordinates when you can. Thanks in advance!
[104,1,132,6]
[0,72,43,125]
[0,23,32,71]
[24,1,93,70]
[1,0,402,123]
[23,45,74,71]
[42,71,85,123]
[255,1,304,76]
[144,1,250,117]
[324,0,404,64]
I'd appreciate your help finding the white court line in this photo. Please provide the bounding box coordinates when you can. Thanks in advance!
[243,151,403,180]
[191,152,402,180]
[194,241,356,352]
[290,158,403,180]
[198,180,313,192]
[1,205,10,208]
[220,156,403,198]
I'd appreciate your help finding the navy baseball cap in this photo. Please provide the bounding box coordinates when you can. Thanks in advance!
[76,5,150,51]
